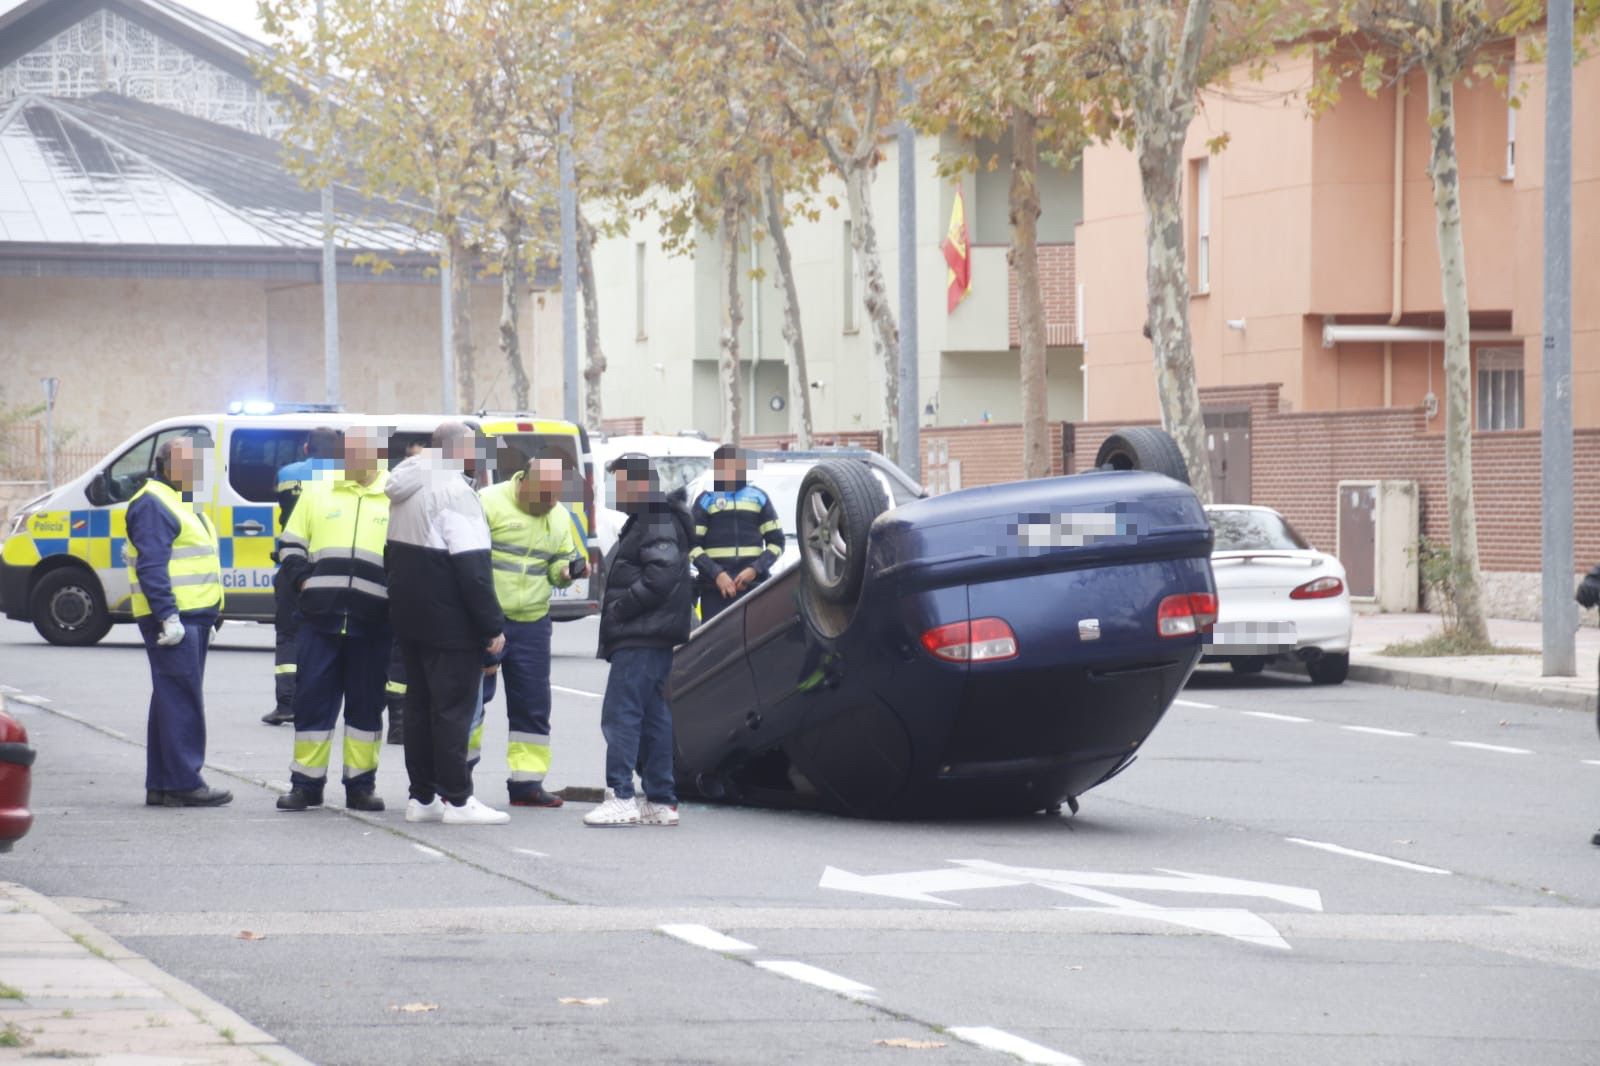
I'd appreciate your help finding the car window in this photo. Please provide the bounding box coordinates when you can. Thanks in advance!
[1209,509,1309,551]
[656,456,712,496]
[104,426,212,503]
[229,428,308,503]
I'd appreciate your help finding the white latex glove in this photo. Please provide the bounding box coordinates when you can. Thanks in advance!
[157,616,185,647]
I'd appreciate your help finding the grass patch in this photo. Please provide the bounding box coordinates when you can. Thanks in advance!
[0,982,23,1000]
[24,1051,91,1060]
[67,934,107,961]
[0,1022,32,1049]
[1379,630,1539,657]
[219,1027,236,1043]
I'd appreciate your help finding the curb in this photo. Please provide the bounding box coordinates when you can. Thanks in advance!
[1347,659,1598,714]
[0,881,317,1066]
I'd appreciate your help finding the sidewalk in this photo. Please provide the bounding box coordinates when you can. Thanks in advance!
[1347,612,1599,713]
[0,882,310,1065]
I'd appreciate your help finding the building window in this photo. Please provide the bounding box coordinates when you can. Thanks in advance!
[1189,158,1211,295]
[842,220,859,333]
[634,241,647,340]
[1476,348,1525,431]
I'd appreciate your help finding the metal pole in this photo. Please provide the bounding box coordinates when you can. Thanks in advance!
[896,74,920,480]
[317,0,339,407]
[1542,2,1575,677]
[558,32,579,423]
[41,377,57,492]
[441,235,456,413]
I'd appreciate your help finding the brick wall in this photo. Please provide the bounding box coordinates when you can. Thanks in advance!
[600,417,646,436]
[1008,243,1079,348]
[921,423,1069,492]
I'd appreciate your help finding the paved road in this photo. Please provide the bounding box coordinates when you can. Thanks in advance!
[3,617,1598,1065]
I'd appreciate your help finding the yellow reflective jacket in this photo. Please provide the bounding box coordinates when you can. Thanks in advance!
[125,479,224,619]
[480,476,578,623]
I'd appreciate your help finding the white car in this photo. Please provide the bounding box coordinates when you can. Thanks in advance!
[1202,504,1352,684]
[591,434,718,557]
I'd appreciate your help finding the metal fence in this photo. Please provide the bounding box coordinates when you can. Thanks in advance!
[0,421,102,486]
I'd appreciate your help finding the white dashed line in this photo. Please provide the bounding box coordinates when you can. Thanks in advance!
[754,960,876,1000]
[1450,741,1533,755]
[511,848,548,858]
[947,1027,1084,1066]
[1341,726,1416,738]
[552,685,603,699]
[1241,711,1311,723]
[412,843,445,858]
[1285,837,1452,875]
[1174,698,1217,710]
[659,924,756,953]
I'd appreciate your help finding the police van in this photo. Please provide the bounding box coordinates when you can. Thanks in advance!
[0,405,600,645]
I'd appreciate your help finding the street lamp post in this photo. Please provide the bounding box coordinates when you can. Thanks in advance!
[1542,0,1575,676]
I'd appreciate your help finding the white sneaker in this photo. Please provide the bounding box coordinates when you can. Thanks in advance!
[405,797,445,823]
[638,799,679,827]
[582,789,640,827]
[442,795,511,825]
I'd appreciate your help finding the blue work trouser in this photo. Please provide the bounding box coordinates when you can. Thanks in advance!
[289,621,390,795]
[138,616,212,792]
[476,618,553,799]
[272,569,299,710]
[600,646,676,804]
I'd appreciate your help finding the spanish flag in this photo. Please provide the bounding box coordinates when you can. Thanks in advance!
[942,185,972,313]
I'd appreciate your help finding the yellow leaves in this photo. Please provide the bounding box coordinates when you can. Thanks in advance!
[557,997,609,1007]
[234,931,266,941]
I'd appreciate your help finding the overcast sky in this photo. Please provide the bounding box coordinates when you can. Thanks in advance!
[0,0,270,40]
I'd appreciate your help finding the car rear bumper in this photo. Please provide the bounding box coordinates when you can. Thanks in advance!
[1203,598,1351,660]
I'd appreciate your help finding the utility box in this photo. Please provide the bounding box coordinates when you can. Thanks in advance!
[1336,480,1419,611]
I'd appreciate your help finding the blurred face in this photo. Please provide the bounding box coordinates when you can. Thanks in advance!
[167,437,197,492]
[612,467,650,508]
[406,440,425,458]
[344,427,385,481]
[519,459,564,513]
[715,454,745,488]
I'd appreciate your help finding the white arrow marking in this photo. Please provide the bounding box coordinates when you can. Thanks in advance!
[951,860,1323,912]
[818,865,1026,906]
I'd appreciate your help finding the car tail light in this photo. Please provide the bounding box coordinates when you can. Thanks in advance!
[1290,576,1345,600]
[1157,593,1218,638]
[920,618,1019,663]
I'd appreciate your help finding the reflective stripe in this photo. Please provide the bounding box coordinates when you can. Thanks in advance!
[290,761,328,780]
[733,500,763,512]
[344,727,381,745]
[126,480,224,618]
[467,723,484,760]
[295,730,334,742]
[491,542,559,560]
[309,546,385,567]
[693,525,709,537]
[292,734,332,776]
[491,559,526,574]
[277,545,307,560]
[703,546,762,559]
[343,731,382,774]
[169,573,222,588]
[301,574,388,600]
[508,770,548,783]
[507,739,551,778]
[688,546,707,559]
[508,731,550,745]
[169,545,214,560]
[758,520,783,535]
[279,532,309,549]
[275,664,296,675]
[385,680,407,696]
[763,543,783,555]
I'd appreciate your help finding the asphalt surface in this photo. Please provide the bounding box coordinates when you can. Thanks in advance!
[3,616,1599,1065]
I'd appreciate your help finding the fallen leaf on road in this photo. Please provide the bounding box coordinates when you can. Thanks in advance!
[390,1003,438,1013]
[557,997,609,1007]
[874,1038,946,1050]
[235,931,266,941]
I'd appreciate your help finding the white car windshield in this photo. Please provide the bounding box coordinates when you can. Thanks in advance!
[1209,509,1310,552]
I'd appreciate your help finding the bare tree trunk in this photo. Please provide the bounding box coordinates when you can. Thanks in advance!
[1010,108,1050,480]
[720,193,745,447]
[576,210,606,431]
[843,164,899,463]
[761,157,813,449]
[1425,62,1489,645]
[449,231,475,413]
[499,219,531,412]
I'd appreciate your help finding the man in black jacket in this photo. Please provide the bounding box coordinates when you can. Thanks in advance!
[585,453,694,827]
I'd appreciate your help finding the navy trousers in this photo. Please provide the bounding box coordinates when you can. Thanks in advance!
[272,570,299,711]
[138,616,211,793]
[600,646,676,804]
[289,621,390,795]
[481,617,553,800]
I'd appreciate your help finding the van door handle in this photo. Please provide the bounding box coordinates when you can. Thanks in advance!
[237,521,267,536]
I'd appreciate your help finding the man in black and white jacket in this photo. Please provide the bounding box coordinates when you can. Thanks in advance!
[385,422,509,826]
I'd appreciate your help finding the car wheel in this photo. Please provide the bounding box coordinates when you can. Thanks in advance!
[798,461,887,607]
[1230,657,1267,675]
[31,566,112,647]
[1093,427,1191,485]
[1307,652,1350,685]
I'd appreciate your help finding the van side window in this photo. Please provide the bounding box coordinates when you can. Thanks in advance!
[103,427,211,503]
[229,429,309,503]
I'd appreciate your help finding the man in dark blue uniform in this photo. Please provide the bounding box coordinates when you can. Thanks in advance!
[688,445,785,622]
[125,435,231,808]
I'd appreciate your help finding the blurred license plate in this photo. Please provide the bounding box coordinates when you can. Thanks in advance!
[552,578,589,601]
[1208,620,1296,652]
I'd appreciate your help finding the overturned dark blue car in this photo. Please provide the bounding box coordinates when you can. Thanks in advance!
[667,428,1216,819]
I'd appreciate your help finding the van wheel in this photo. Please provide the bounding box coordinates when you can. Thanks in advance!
[31,567,112,646]
[1093,427,1191,485]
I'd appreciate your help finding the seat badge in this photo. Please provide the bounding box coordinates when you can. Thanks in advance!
[1078,618,1101,641]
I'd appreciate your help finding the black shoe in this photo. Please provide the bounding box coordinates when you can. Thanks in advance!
[345,790,385,813]
[276,787,323,812]
[1592,829,1600,847]
[261,705,295,726]
[510,786,565,809]
[150,786,232,808]
[385,705,404,746]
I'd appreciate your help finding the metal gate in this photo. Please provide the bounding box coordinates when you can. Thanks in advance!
[1204,409,1252,504]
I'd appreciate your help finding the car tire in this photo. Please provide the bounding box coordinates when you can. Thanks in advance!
[797,460,887,608]
[1093,427,1191,485]
[1230,657,1267,675]
[1307,652,1350,685]
[31,566,112,647]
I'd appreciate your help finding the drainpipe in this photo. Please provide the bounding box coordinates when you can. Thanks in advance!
[750,230,761,435]
[1384,79,1406,407]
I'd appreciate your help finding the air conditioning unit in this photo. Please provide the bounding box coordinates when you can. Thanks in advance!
[1336,480,1419,612]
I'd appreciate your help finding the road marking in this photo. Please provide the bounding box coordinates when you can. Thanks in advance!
[511,848,548,858]
[412,844,444,858]
[659,924,756,953]
[754,960,875,1000]
[0,685,19,695]
[1174,698,1217,709]
[1582,760,1600,767]
[947,1027,1083,1066]
[1340,725,1416,737]
[1285,837,1452,875]
[1450,741,1533,755]
[1241,711,1311,723]
[552,685,603,699]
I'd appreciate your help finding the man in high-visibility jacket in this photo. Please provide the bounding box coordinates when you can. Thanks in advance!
[126,435,231,808]
[476,457,581,807]
[263,426,341,727]
[274,425,393,813]
[689,445,785,622]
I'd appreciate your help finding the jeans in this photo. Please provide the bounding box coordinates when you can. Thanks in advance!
[600,646,676,803]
